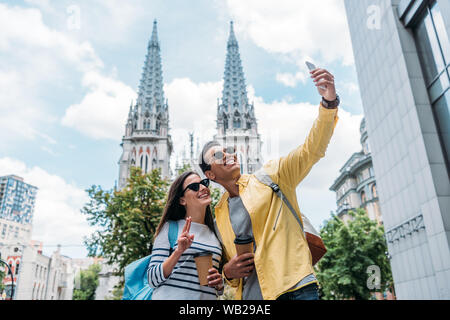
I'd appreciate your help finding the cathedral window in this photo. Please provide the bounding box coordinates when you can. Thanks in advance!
[371,184,377,198]
[233,118,241,129]
[361,191,366,204]
[223,115,229,131]
[145,155,149,173]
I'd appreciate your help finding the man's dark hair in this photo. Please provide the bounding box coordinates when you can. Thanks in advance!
[198,140,221,173]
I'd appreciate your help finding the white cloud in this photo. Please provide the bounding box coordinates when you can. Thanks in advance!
[0,157,94,258]
[61,71,136,140]
[0,3,138,146]
[164,78,223,163]
[0,3,106,150]
[0,4,102,71]
[340,80,359,94]
[225,0,355,88]
[226,0,354,64]
[276,70,308,87]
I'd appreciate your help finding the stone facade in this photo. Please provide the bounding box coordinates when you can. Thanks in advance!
[330,118,382,225]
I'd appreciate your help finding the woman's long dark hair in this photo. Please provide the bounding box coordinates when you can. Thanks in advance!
[155,171,216,239]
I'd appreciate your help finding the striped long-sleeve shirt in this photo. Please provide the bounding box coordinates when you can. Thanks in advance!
[148,219,222,300]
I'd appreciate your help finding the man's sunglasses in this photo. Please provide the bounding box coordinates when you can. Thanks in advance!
[180,178,210,196]
[211,146,236,162]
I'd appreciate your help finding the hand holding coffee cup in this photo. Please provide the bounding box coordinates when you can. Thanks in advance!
[234,236,254,256]
[193,251,213,286]
[223,253,255,280]
[207,268,224,290]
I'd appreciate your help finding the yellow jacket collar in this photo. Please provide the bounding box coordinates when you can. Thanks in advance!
[215,174,250,210]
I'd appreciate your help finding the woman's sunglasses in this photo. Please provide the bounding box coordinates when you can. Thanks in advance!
[180,178,210,196]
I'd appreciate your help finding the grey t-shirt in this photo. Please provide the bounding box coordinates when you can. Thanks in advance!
[228,196,263,300]
[227,196,317,300]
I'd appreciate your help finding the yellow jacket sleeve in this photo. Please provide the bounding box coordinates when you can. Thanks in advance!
[222,271,241,288]
[276,104,338,188]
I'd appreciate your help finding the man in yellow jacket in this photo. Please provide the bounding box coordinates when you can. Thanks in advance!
[199,67,339,300]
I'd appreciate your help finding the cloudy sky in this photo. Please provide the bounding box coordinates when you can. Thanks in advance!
[0,0,364,258]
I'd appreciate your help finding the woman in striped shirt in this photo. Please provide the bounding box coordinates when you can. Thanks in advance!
[148,171,224,300]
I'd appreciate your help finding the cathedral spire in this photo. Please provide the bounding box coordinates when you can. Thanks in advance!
[214,22,262,174]
[118,20,173,190]
[137,19,165,112]
[228,21,238,46]
[221,21,249,113]
[149,20,159,48]
[128,100,133,118]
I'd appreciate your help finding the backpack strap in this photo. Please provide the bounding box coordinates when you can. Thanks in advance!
[168,220,178,255]
[254,169,304,233]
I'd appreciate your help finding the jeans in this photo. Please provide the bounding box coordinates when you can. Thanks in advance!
[276,283,320,300]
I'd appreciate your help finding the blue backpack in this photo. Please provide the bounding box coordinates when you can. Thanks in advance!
[122,220,178,300]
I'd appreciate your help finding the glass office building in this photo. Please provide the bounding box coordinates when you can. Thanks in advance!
[344,0,450,299]
[0,175,37,225]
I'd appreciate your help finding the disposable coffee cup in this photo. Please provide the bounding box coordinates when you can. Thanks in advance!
[193,251,213,286]
[234,236,254,256]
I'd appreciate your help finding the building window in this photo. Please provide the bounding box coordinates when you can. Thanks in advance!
[413,0,450,172]
[233,118,241,129]
[361,191,366,204]
[15,262,19,275]
[372,184,378,198]
[145,155,148,173]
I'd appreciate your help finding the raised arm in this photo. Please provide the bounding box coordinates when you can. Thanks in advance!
[148,218,194,288]
[274,68,339,188]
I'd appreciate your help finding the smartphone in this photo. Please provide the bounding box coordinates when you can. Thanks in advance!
[306,61,326,90]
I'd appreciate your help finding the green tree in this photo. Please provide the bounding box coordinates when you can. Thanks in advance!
[0,269,5,294]
[82,167,169,284]
[72,263,102,300]
[105,285,124,300]
[210,187,222,217]
[176,163,192,176]
[316,208,393,300]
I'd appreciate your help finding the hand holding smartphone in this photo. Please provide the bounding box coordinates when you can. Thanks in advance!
[306,61,327,90]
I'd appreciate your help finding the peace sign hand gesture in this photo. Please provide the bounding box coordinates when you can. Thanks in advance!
[176,217,195,254]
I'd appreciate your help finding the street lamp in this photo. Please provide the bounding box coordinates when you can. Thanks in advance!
[0,253,15,300]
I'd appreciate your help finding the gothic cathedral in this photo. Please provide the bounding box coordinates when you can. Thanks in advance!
[118,21,262,188]
[118,21,173,189]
